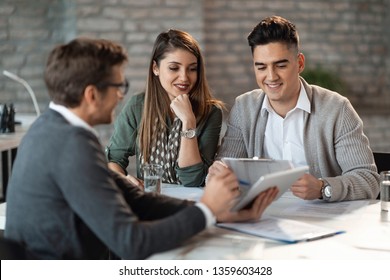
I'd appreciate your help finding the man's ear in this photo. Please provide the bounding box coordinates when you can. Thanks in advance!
[80,85,102,117]
[298,53,305,74]
[68,85,98,124]
[83,85,98,105]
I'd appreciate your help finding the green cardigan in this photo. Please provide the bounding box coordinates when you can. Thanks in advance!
[106,93,223,187]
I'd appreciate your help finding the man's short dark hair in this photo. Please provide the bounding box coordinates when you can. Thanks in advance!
[247,16,300,54]
[44,38,128,107]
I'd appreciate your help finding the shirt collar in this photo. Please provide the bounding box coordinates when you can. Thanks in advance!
[49,101,98,137]
[296,81,311,114]
[261,94,273,116]
[261,81,311,116]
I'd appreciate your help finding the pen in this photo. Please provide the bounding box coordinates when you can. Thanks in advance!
[303,231,345,242]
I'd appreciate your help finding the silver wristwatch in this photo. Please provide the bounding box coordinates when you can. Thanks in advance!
[320,179,332,201]
[180,128,196,139]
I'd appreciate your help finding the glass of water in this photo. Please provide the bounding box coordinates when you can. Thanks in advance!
[380,171,390,211]
[143,164,163,194]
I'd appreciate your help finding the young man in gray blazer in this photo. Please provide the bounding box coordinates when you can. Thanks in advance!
[4,38,278,259]
[217,16,379,202]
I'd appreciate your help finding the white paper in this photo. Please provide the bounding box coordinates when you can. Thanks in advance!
[277,199,369,219]
[218,216,344,243]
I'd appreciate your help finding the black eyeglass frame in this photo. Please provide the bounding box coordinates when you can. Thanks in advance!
[96,79,129,96]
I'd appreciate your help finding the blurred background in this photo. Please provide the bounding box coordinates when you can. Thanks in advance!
[1,0,389,153]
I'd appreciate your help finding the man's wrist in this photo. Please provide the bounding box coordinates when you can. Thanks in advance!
[318,178,325,199]
[195,202,216,227]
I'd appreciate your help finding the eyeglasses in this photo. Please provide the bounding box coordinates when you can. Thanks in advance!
[96,79,129,96]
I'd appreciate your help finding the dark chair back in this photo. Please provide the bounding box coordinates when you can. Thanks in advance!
[0,237,26,260]
[373,152,390,173]
[373,152,390,200]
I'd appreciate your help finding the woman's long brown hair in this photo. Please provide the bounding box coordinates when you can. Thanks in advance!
[139,29,224,162]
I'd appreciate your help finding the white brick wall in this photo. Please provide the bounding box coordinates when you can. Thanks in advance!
[1,0,389,151]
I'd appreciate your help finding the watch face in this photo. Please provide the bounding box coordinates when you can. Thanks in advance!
[186,129,196,138]
[181,129,196,138]
[324,185,332,198]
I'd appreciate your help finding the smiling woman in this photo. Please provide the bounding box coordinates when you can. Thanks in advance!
[106,29,225,188]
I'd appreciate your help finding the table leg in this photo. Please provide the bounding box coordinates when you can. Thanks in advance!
[11,148,17,168]
[1,150,9,201]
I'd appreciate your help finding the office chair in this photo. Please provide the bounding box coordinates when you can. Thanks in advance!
[0,236,26,260]
[373,152,390,200]
[373,152,390,173]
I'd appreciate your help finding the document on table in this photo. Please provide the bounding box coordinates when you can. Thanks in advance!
[218,216,345,244]
[276,197,369,219]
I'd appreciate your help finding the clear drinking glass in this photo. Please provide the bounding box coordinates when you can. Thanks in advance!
[143,164,163,194]
[380,171,390,211]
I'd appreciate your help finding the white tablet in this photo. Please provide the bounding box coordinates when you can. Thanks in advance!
[221,157,294,185]
[231,166,308,211]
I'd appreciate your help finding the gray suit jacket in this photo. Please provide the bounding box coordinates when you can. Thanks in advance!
[5,109,205,259]
[217,78,379,201]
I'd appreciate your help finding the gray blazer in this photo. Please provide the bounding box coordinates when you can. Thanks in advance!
[5,109,205,259]
[217,78,379,201]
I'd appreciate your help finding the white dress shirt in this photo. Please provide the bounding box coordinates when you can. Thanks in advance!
[261,82,311,167]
